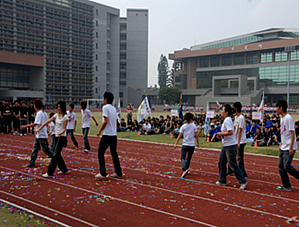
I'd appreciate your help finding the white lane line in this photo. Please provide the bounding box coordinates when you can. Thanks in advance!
[0,166,217,227]
[0,198,72,227]
[0,191,98,227]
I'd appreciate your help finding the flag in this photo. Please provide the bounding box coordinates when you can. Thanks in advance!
[204,102,210,135]
[178,94,183,124]
[258,90,264,112]
[137,96,151,122]
[117,97,121,123]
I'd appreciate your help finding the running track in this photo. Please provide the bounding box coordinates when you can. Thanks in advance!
[0,134,298,226]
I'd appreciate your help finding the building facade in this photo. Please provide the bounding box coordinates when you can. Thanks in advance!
[169,28,299,108]
[0,0,148,107]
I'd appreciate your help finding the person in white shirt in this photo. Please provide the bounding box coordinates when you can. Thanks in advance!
[276,100,299,192]
[174,113,199,178]
[141,120,151,135]
[80,101,98,153]
[216,104,247,190]
[96,92,122,178]
[227,102,248,178]
[48,112,56,152]
[37,101,69,178]
[20,99,54,168]
[66,104,79,149]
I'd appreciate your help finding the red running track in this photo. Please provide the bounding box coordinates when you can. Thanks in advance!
[0,133,298,226]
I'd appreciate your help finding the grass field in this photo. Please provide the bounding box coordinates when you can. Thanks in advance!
[71,110,299,159]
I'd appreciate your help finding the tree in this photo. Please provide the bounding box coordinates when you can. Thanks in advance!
[159,87,181,105]
[157,55,169,89]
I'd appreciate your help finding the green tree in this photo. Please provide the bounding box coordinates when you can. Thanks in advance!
[159,87,181,105]
[157,55,169,89]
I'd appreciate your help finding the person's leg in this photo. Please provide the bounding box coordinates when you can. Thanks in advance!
[50,135,56,152]
[40,138,54,157]
[56,137,68,173]
[237,143,247,177]
[47,137,67,175]
[218,147,228,184]
[29,138,40,166]
[181,146,188,171]
[98,135,109,176]
[68,129,78,147]
[185,146,195,171]
[226,145,246,184]
[278,149,291,188]
[82,128,90,150]
[108,136,122,176]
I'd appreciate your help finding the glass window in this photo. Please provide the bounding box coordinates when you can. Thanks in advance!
[222,55,232,66]
[275,51,287,62]
[200,57,209,68]
[211,56,220,67]
[261,51,272,63]
[234,53,244,65]
[246,52,258,64]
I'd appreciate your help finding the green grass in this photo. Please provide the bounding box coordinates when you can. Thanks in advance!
[71,111,299,159]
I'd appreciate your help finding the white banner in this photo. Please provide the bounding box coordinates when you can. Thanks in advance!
[207,111,214,118]
[252,112,262,120]
[171,109,178,116]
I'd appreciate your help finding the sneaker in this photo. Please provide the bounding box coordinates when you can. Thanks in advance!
[240,182,248,190]
[108,173,122,178]
[26,164,36,168]
[24,133,27,136]
[187,170,191,175]
[42,173,53,178]
[216,181,227,186]
[276,186,292,191]
[75,146,79,150]
[57,171,68,175]
[181,170,189,178]
[20,134,23,136]
[226,172,234,176]
[95,172,107,178]
[84,149,90,153]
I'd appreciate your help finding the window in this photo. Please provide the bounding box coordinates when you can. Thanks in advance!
[275,51,288,62]
[96,20,98,26]
[234,53,244,65]
[200,57,209,68]
[211,56,220,67]
[261,51,272,63]
[247,52,258,64]
[222,55,232,66]
[96,9,98,16]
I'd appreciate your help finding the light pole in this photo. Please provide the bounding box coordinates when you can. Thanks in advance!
[284,46,296,106]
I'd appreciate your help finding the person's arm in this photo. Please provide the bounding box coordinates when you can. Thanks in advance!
[92,116,98,126]
[174,132,183,147]
[20,122,38,129]
[48,124,54,136]
[97,116,108,136]
[217,130,233,137]
[26,110,29,122]
[194,131,200,148]
[237,128,242,148]
[74,120,77,132]
[289,130,295,156]
[36,116,55,132]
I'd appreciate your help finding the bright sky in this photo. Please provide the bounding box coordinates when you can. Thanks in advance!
[91,0,299,87]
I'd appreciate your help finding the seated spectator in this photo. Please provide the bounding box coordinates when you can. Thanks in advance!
[252,127,264,146]
[132,120,139,132]
[126,119,134,131]
[263,126,272,146]
[272,126,281,145]
[295,121,299,141]
[117,120,121,132]
[171,122,182,138]
[163,118,173,134]
[141,119,151,135]
[215,122,221,133]
[207,123,218,142]
[197,121,205,137]
[150,119,157,134]
[250,120,257,137]
[154,118,161,134]
[120,118,127,131]
[246,121,251,138]
[138,119,145,131]
[265,117,273,128]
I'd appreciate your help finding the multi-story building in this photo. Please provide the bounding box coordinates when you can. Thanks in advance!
[0,0,148,107]
[169,28,299,108]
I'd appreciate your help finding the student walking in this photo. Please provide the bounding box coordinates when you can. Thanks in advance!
[48,112,56,152]
[66,103,79,149]
[37,101,69,177]
[174,112,199,178]
[20,99,54,168]
[96,92,122,178]
[276,100,299,191]
[227,101,248,178]
[216,104,247,190]
[80,101,98,153]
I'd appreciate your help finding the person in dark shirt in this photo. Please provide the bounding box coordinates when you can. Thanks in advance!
[3,104,12,134]
[28,101,36,134]
[19,101,28,136]
[273,126,281,145]
[12,100,20,135]
[252,127,264,146]
[132,120,139,132]
[0,99,8,134]
[126,119,134,131]
[295,121,299,141]
[263,127,272,146]
[120,118,127,131]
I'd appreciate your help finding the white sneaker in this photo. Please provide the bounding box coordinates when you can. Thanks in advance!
[181,170,188,178]
[187,170,191,175]
[95,173,106,178]
[108,173,122,178]
[57,171,68,175]
[42,173,53,178]
[240,182,248,190]
[24,133,27,136]
[216,181,226,186]
[84,149,90,153]
[20,134,23,136]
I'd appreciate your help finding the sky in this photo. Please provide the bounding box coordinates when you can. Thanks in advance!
[91,0,299,87]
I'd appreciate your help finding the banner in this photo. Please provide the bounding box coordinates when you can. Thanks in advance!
[206,111,214,118]
[252,112,262,120]
[171,109,178,116]
[137,96,151,122]
[204,102,210,135]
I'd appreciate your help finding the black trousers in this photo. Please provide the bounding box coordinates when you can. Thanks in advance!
[47,137,68,175]
[98,135,122,177]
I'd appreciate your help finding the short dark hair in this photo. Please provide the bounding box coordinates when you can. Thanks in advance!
[57,101,67,115]
[103,91,114,104]
[295,121,299,127]
[223,104,234,116]
[49,112,55,118]
[80,101,87,109]
[233,101,242,113]
[276,100,288,113]
[184,112,194,122]
[34,99,42,109]
[69,103,74,109]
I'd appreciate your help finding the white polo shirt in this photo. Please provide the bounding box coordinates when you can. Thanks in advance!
[102,104,117,136]
[67,111,76,130]
[35,110,48,139]
[81,109,93,128]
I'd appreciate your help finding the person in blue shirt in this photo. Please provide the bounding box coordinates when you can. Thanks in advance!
[215,122,221,133]
[250,120,257,137]
[207,124,218,142]
[246,121,251,138]
[265,117,273,128]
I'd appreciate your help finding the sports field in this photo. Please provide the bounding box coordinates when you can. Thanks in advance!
[0,133,298,226]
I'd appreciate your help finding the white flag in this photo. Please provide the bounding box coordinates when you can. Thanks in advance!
[258,91,264,112]
[117,98,121,123]
[137,96,151,122]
